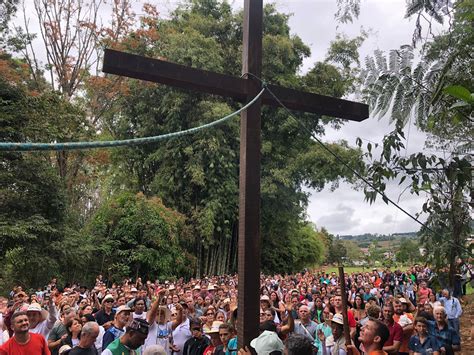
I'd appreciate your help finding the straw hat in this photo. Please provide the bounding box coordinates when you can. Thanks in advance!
[205,321,224,334]
[26,303,49,322]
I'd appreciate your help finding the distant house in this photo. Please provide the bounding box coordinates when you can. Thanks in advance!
[360,248,370,256]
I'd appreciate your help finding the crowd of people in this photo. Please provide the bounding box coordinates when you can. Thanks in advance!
[0,263,471,355]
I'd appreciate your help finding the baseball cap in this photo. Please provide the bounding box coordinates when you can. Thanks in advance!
[250,330,284,354]
[116,305,131,314]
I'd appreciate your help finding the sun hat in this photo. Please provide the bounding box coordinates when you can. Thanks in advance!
[208,284,216,291]
[131,287,138,292]
[102,294,114,306]
[250,330,284,354]
[399,297,408,303]
[194,285,201,290]
[260,295,270,302]
[331,313,344,325]
[169,284,176,291]
[205,321,224,334]
[26,303,49,321]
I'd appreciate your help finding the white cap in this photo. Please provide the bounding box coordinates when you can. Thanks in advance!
[250,330,284,354]
[26,303,42,312]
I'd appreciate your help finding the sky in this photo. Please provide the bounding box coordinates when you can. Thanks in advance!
[16,0,437,236]
[268,0,431,236]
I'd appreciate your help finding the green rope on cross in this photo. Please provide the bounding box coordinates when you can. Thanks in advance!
[0,88,266,152]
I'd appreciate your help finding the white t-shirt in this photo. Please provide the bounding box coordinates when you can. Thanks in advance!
[171,319,191,355]
[144,321,173,354]
[95,325,105,352]
[133,312,147,320]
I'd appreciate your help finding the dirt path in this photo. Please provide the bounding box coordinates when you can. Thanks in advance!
[460,294,474,354]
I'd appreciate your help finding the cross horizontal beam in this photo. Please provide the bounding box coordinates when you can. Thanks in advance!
[103,49,368,121]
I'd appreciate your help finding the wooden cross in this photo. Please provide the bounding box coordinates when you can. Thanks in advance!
[102,0,368,347]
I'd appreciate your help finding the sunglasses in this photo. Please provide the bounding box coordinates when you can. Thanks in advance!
[206,313,215,316]
[171,313,177,316]
[105,300,114,303]
[192,327,202,331]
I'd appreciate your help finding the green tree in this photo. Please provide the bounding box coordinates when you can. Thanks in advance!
[0,64,91,289]
[395,239,420,263]
[85,192,194,282]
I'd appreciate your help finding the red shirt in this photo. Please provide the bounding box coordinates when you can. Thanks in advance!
[0,333,50,355]
[385,321,403,347]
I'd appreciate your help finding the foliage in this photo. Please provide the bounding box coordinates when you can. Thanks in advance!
[85,192,194,282]
[358,0,472,286]
[0,0,368,285]
[0,72,93,290]
[104,1,365,276]
[395,239,420,263]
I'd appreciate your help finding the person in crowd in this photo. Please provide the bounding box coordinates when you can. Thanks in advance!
[417,282,432,306]
[293,304,317,343]
[48,307,77,355]
[0,311,50,355]
[27,298,57,339]
[317,313,346,355]
[102,305,131,350]
[381,303,402,355]
[203,321,223,355]
[182,318,210,355]
[392,298,413,355]
[94,295,115,328]
[214,323,236,355]
[102,319,149,355]
[68,321,100,355]
[352,295,366,323]
[438,289,462,335]
[171,303,192,355]
[349,319,390,355]
[132,297,147,320]
[427,306,460,355]
[285,334,313,355]
[314,307,333,355]
[202,308,215,333]
[408,317,439,355]
[145,299,182,353]
[63,317,82,349]
[333,295,356,336]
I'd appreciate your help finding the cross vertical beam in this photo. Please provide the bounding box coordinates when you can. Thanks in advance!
[238,0,263,348]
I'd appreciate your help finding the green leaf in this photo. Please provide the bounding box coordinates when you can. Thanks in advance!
[443,85,472,103]
[449,101,469,109]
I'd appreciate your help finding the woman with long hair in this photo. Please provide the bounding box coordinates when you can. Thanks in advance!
[352,294,366,322]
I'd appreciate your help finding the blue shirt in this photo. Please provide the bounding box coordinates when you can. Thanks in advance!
[408,334,439,354]
[438,297,462,319]
[427,321,460,353]
[314,323,333,355]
